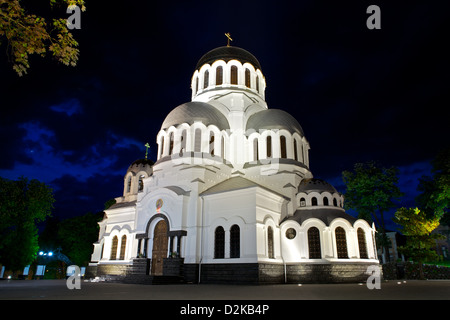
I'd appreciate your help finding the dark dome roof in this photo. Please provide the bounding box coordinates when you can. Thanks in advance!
[246,109,304,136]
[196,46,262,71]
[298,178,338,194]
[127,158,154,174]
[161,101,230,130]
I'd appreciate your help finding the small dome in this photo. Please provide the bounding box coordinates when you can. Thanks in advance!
[246,109,304,136]
[161,101,230,130]
[127,158,154,174]
[196,46,262,71]
[298,178,338,194]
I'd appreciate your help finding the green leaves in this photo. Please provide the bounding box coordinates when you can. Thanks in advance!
[0,0,85,76]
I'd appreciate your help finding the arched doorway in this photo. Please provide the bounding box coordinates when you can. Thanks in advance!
[151,220,168,275]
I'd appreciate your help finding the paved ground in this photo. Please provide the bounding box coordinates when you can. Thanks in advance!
[0,279,449,300]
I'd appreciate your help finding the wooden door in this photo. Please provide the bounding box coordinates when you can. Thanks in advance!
[151,220,168,275]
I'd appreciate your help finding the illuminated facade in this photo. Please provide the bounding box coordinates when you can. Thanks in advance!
[88,45,380,283]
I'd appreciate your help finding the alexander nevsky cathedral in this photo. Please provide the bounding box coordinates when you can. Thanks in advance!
[87,39,380,284]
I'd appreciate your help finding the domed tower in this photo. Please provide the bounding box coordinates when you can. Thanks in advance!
[122,158,154,201]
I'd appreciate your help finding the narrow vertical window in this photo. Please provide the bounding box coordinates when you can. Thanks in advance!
[203,70,209,89]
[119,235,127,260]
[110,236,118,260]
[358,228,368,259]
[335,227,348,259]
[221,136,225,159]
[256,75,260,92]
[138,175,145,192]
[169,132,174,155]
[160,136,164,158]
[323,197,329,206]
[126,176,132,193]
[194,128,201,152]
[216,66,223,85]
[245,68,251,87]
[333,198,338,206]
[231,65,238,84]
[293,139,298,161]
[268,226,274,259]
[209,132,215,156]
[195,76,198,94]
[311,197,318,206]
[266,136,272,158]
[308,227,321,259]
[214,227,225,259]
[230,224,240,258]
[280,136,287,158]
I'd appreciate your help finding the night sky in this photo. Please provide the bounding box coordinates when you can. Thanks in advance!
[1,1,449,230]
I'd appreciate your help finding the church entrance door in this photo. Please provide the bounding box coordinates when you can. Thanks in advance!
[151,220,168,275]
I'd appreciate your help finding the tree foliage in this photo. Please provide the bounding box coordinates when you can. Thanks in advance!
[0,0,86,76]
[0,176,54,270]
[393,207,444,279]
[416,147,450,223]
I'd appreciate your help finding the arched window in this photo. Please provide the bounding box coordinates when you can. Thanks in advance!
[311,197,318,206]
[293,139,298,161]
[221,136,225,158]
[216,66,223,85]
[308,227,321,259]
[203,70,209,89]
[357,228,368,259]
[268,226,274,259]
[245,68,251,87]
[335,227,348,259]
[323,197,329,206]
[138,175,145,192]
[169,132,174,155]
[160,136,164,158]
[209,132,215,155]
[253,138,258,161]
[266,136,272,158]
[256,75,260,92]
[195,76,198,94]
[214,227,225,259]
[230,224,240,258]
[333,198,338,206]
[300,197,306,207]
[119,235,127,260]
[126,176,132,193]
[194,128,201,152]
[110,236,118,260]
[280,136,287,158]
[180,129,187,155]
[231,65,238,84]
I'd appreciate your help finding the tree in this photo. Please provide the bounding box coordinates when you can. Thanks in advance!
[0,176,54,270]
[393,207,444,279]
[0,0,86,76]
[416,147,450,222]
[342,161,403,261]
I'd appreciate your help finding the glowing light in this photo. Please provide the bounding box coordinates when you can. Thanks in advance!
[39,251,44,256]
[48,251,53,257]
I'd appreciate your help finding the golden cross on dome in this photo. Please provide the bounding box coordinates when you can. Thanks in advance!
[144,142,150,159]
[225,32,233,47]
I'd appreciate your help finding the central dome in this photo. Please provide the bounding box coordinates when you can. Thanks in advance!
[196,46,262,71]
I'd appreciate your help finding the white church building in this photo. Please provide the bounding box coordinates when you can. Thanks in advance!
[87,44,380,284]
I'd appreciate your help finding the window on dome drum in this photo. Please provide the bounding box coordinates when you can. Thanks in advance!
[160,137,164,158]
[256,75,260,92]
[266,136,272,158]
[323,197,329,206]
[195,76,198,94]
[335,227,348,259]
[280,136,287,158]
[180,130,187,155]
[231,65,238,84]
[294,139,298,161]
[110,236,118,260]
[300,197,306,207]
[209,132,215,156]
[253,138,259,161]
[311,197,318,206]
[221,136,225,158]
[230,225,240,258]
[203,70,209,89]
[194,129,202,152]
[214,227,225,259]
[169,132,174,155]
[138,175,145,192]
[126,176,132,193]
[216,66,223,85]
[333,198,338,206]
[308,227,321,259]
[245,68,251,87]
[268,226,274,259]
[357,228,368,259]
[119,235,127,260]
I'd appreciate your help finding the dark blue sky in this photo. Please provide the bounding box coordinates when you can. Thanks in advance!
[1,1,448,230]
